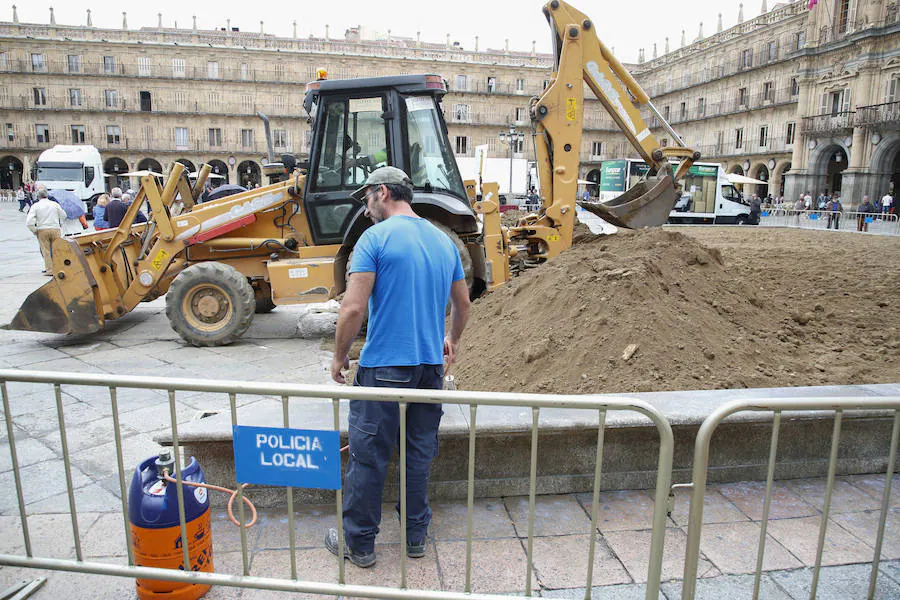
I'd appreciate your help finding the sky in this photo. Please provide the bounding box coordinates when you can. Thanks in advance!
[9,0,770,63]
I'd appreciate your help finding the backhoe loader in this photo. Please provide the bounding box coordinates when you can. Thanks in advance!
[6,0,698,346]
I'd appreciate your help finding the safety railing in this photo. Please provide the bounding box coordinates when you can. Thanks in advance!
[760,209,900,236]
[0,368,674,600]
[681,397,900,600]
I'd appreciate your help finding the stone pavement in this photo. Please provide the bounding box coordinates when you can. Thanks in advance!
[0,473,899,598]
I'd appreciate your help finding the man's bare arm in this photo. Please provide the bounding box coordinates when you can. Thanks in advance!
[331,272,375,383]
[444,279,471,364]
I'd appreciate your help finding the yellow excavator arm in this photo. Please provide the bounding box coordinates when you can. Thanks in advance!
[518,0,699,247]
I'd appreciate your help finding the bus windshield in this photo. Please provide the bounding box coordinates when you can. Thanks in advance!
[36,162,83,182]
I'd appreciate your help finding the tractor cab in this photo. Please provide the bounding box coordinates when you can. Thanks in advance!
[301,74,477,246]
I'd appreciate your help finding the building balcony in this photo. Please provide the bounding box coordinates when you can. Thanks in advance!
[855,102,900,131]
[695,139,795,159]
[801,111,854,137]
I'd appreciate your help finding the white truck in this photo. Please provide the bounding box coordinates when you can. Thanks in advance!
[34,145,105,216]
[598,159,755,225]
[456,149,534,203]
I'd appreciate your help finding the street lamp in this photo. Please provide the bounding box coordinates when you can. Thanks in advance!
[498,125,525,199]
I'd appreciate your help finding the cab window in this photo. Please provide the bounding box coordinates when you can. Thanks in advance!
[312,96,390,191]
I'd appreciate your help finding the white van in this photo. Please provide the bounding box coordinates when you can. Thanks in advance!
[34,145,104,216]
[668,163,755,225]
[597,159,754,225]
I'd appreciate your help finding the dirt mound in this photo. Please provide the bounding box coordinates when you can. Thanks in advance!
[501,210,526,227]
[455,227,899,394]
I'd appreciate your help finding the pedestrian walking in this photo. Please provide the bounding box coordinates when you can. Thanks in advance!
[15,186,26,212]
[882,192,894,219]
[803,191,812,211]
[93,194,110,230]
[749,195,762,225]
[105,187,127,228]
[857,195,876,232]
[326,166,471,568]
[794,196,805,225]
[826,196,843,229]
[25,188,67,275]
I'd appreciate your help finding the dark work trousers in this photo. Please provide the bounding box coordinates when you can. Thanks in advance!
[343,365,444,554]
[827,213,840,229]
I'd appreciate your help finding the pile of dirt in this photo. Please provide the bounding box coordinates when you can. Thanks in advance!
[501,210,526,227]
[455,227,899,394]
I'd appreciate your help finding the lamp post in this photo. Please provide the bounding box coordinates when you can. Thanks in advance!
[498,124,524,198]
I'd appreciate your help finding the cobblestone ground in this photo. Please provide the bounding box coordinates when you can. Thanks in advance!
[0,201,898,598]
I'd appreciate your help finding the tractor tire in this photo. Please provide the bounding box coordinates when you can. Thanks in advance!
[166,262,255,346]
[428,220,473,289]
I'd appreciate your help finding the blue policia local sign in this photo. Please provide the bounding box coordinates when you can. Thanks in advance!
[232,425,341,490]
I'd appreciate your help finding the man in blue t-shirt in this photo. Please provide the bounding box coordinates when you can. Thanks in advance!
[326,166,470,568]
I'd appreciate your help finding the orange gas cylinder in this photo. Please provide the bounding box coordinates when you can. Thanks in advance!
[128,452,214,600]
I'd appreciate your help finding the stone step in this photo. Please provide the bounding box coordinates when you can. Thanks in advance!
[159,383,900,508]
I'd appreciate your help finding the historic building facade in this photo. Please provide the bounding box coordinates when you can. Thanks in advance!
[0,1,896,205]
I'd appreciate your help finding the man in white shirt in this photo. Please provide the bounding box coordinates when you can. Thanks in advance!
[25,188,67,275]
[882,192,894,218]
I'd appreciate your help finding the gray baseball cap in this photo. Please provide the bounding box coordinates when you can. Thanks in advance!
[351,166,413,200]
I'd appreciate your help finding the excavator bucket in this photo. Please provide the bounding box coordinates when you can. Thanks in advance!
[5,238,103,335]
[577,163,678,230]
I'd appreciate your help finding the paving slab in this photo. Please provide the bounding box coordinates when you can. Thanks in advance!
[769,563,900,599]
[505,494,593,537]
[531,533,631,589]
[831,509,900,560]
[431,497,517,540]
[784,477,884,513]
[435,538,537,594]
[662,572,794,600]
[845,474,900,509]
[0,458,93,514]
[576,489,657,533]
[766,515,876,567]
[604,527,718,584]
[541,582,650,600]
[669,485,750,526]
[716,480,820,521]
[690,521,803,574]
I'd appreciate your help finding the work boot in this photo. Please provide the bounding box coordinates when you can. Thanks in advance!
[324,528,376,568]
[407,539,426,558]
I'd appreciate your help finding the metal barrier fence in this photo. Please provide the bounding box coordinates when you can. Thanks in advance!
[681,397,900,600]
[0,368,674,600]
[760,209,900,236]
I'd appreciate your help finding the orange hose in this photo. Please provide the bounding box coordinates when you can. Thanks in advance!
[163,472,258,528]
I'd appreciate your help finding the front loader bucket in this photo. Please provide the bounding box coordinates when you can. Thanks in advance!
[5,238,102,335]
[577,164,678,229]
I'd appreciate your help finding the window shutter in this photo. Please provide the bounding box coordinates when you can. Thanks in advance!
[885,78,897,103]
[818,93,828,115]
[842,87,852,112]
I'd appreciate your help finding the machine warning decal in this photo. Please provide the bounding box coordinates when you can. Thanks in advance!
[289,267,309,279]
[349,98,382,113]
[151,249,170,270]
[405,97,433,112]
[547,234,561,242]
[566,98,578,121]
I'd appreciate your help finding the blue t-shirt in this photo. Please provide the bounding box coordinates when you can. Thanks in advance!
[350,216,465,367]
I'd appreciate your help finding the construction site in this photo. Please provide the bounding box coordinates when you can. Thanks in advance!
[456,222,899,395]
[0,0,898,597]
